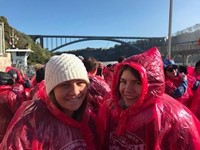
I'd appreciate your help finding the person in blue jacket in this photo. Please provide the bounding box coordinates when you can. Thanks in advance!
[163,59,194,108]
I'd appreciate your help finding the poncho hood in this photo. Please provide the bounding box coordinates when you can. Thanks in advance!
[112,47,165,110]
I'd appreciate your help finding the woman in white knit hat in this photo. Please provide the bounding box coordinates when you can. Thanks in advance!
[0,54,97,150]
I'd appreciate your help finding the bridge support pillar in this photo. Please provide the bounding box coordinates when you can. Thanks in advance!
[182,54,192,66]
[39,37,44,48]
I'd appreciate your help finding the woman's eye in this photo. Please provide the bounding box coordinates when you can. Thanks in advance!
[77,81,86,86]
[120,79,126,84]
[60,84,68,87]
[133,81,141,85]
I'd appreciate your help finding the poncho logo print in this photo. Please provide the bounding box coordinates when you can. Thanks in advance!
[110,130,146,150]
[60,139,86,150]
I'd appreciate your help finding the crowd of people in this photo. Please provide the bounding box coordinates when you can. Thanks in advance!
[0,47,200,149]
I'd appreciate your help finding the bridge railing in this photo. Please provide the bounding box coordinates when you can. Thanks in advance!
[173,43,199,51]
[158,41,200,55]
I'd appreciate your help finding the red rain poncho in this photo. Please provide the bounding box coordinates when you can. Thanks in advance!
[5,66,31,88]
[97,47,200,150]
[190,85,200,120]
[0,81,97,150]
[5,66,32,100]
[103,66,114,88]
[0,85,24,142]
[187,66,200,81]
[88,75,111,114]
[165,73,193,108]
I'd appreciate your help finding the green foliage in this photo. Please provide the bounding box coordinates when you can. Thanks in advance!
[0,16,52,65]
[57,42,160,61]
[2,16,198,64]
[1,16,166,63]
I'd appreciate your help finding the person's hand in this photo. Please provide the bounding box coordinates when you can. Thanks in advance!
[20,69,26,78]
[181,73,187,81]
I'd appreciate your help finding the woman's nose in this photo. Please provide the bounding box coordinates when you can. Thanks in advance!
[68,84,79,95]
[125,83,134,92]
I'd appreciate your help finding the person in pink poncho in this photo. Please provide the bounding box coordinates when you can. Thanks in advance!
[163,59,194,108]
[82,57,111,114]
[97,47,200,150]
[0,72,25,142]
[1,54,97,150]
[188,60,200,81]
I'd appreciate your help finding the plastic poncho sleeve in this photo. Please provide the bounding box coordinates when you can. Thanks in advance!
[192,80,200,91]
[190,85,200,120]
[172,79,188,98]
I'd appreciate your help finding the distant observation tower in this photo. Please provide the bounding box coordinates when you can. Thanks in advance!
[6,29,33,70]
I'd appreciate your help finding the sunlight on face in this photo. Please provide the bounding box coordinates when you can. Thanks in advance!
[119,69,142,107]
[53,79,88,116]
[165,67,178,78]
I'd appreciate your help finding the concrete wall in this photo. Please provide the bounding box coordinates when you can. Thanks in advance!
[0,53,11,71]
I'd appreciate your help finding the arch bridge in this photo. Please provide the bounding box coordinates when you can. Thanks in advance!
[28,34,164,52]
[28,34,200,65]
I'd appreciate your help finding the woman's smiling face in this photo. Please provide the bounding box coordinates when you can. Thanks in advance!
[53,79,88,116]
[119,68,142,107]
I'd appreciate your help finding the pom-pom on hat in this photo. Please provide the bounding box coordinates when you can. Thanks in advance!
[45,53,89,95]
[163,59,177,68]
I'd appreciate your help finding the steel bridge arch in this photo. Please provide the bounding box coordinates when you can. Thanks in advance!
[29,34,165,53]
[50,38,143,52]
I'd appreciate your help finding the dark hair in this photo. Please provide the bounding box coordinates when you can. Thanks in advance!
[119,65,141,81]
[82,57,99,72]
[118,56,126,63]
[164,65,178,75]
[179,65,188,74]
[36,67,45,83]
[195,60,200,69]
[117,65,141,95]
[0,71,14,85]
[7,69,18,80]
[106,64,112,68]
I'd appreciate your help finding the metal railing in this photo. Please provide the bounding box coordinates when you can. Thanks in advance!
[159,41,200,55]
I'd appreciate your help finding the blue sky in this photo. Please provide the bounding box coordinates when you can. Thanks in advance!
[1,0,200,51]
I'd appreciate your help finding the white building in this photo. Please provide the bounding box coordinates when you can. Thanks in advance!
[6,48,33,69]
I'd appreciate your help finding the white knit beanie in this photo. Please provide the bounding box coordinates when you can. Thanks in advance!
[45,53,89,95]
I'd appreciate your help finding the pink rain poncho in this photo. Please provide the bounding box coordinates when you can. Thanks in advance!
[0,81,97,150]
[97,47,200,150]
[103,66,113,88]
[0,84,24,142]
[187,66,200,81]
[164,73,194,108]
[190,85,200,120]
[5,66,31,88]
[88,75,111,114]
[5,66,32,100]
